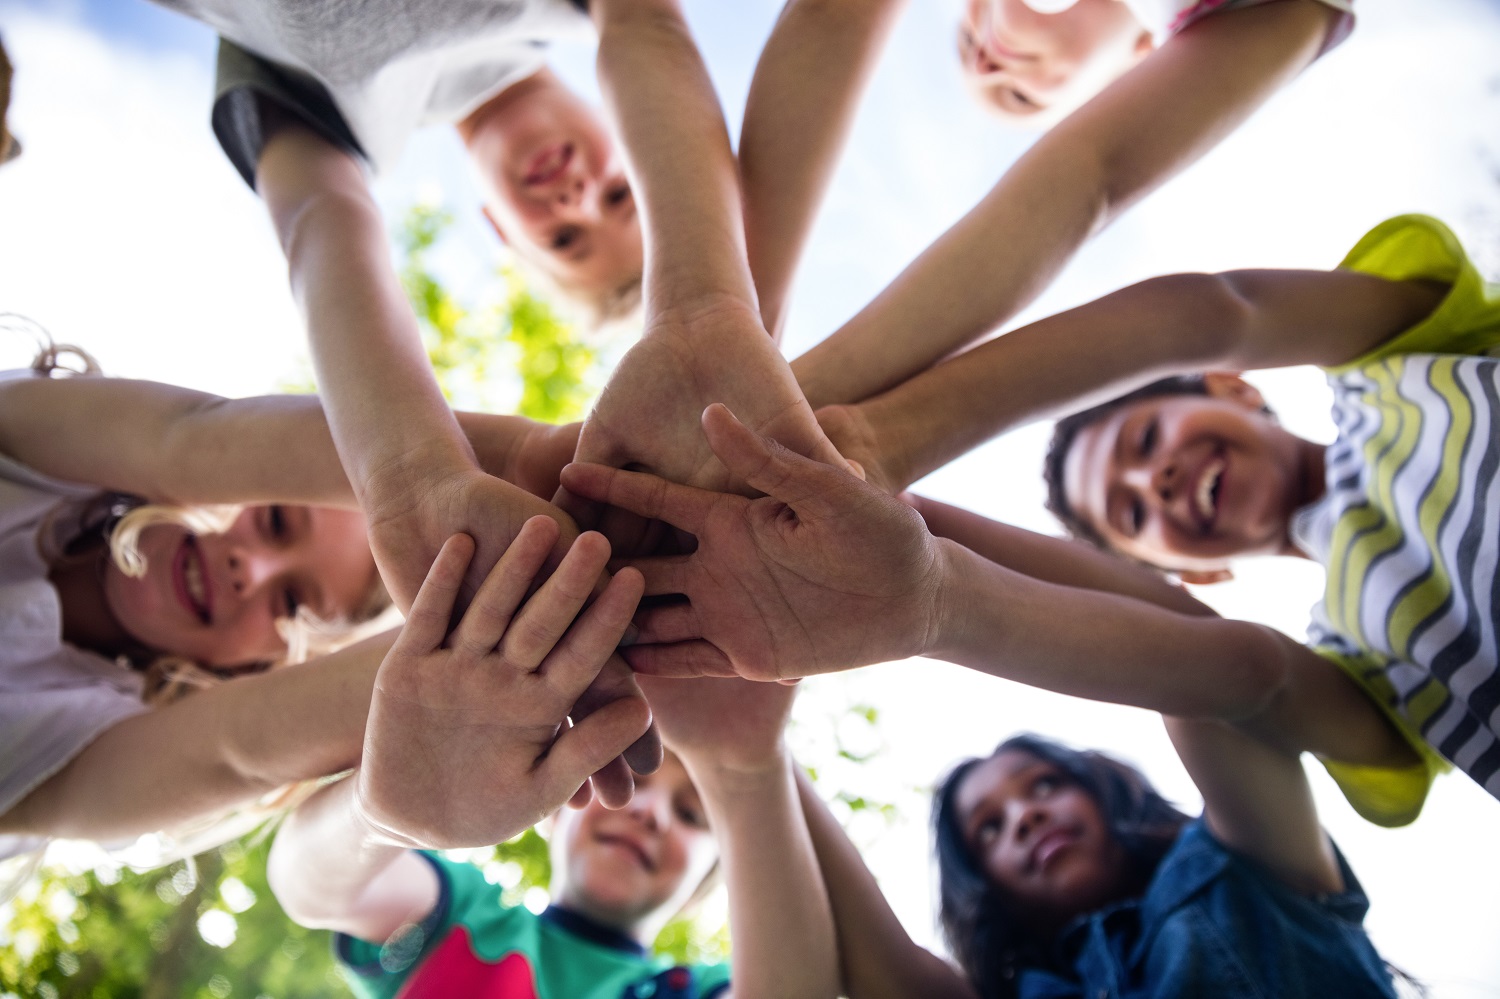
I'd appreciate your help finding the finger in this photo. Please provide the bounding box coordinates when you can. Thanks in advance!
[567,654,659,777]
[622,725,663,777]
[701,403,857,521]
[396,534,476,653]
[567,779,593,810]
[590,753,638,810]
[630,600,703,645]
[559,462,718,536]
[552,483,603,534]
[497,531,613,669]
[538,567,646,696]
[450,516,558,657]
[622,640,739,679]
[538,696,653,810]
[609,554,695,598]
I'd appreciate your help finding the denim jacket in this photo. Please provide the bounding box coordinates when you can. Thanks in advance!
[1016,820,1397,999]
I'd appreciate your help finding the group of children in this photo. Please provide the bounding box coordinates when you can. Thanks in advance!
[1,0,1494,996]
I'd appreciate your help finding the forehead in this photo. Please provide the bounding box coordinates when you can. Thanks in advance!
[955,750,1050,817]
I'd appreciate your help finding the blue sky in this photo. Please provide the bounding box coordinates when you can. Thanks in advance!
[4,0,1500,992]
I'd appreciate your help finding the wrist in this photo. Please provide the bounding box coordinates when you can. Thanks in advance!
[920,538,977,664]
[681,744,792,795]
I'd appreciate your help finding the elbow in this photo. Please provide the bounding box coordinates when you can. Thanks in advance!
[1206,622,1295,723]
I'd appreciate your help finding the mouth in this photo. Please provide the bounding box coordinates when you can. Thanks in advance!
[596,833,654,872]
[523,142,573,186]
[1030,827,1078,873]
[1192,454,1226,531]
[173,536,213,624]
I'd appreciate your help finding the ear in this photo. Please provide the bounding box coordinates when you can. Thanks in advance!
[1176,567,1234,586]
[1201,371,1266,413]
[1133,29,1154,59]
[481,203,509,246]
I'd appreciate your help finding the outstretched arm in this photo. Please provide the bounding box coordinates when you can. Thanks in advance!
[0,373,575,509]
[739,0,908,338]
[792,0,1346,409]
[0,628,391,841]
[269,523,649,939]
[795,769,976,999]
[561,407,1414,771]
[563,0,845,549]
[643,676,836,999]
[820,268,1445,492]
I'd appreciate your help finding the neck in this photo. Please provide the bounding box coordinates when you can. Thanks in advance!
[1281,436,1328,560]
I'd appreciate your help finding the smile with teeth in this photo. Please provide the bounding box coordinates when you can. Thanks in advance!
[180,539,211,624]
[1195,457,1225,524]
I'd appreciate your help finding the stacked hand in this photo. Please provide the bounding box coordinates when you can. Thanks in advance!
[559,301,851,555]
[560,403,946,683]
[355,520,650,849]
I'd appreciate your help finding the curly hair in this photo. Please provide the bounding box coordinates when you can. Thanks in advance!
[933,734,1191,998]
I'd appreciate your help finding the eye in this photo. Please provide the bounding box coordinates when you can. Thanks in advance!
[605,182,631,208]
[1009,88,1036,109]
[676,800,708,830]
[550,226,581,251]
[974,814,1002,846]
[1139,417,1159,458]
[279,587,302,621]
[1033,773,1062,796]
[267,505,288,539]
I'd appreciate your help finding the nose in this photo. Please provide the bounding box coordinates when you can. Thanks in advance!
[1007,798,1049,845]
[226,541,288,597]
[1122,456,1182,508]
[626,785,671,832]
[553,171,598,215]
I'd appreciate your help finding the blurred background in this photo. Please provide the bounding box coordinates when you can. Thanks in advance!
[2,0,1499,995]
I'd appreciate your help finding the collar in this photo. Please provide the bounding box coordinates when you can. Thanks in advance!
[541,905,648,957]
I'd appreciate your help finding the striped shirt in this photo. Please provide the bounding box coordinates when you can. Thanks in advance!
[1292,216,1500,817]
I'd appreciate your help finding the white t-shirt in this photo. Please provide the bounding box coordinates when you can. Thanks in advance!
[0,386,148,858]
[149,0,593,178]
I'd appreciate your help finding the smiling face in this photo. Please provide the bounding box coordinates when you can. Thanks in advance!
[101,504,378,670]
[461,68,643,301]
[1060,375,1321,574]
[955,750,1133,933]
[957,0,1149,120]
[552,753,718,937]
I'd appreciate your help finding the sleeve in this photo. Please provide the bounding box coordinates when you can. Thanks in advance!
[692,962,731,998]
[210,37,368,190]
[1330,214,1500,372]
[335,852,488,984]
[1307,643,1451,828]
[0,651,148,816]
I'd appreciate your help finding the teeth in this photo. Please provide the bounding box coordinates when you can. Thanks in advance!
[184,552,205,608]
[1195,459,1224,521]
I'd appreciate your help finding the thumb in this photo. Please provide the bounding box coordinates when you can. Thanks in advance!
[701,403,859,520]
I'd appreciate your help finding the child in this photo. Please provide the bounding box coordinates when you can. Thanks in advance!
[780,0,1356,413]
[560,403,1429,826]
[801,726,1398,998]
[0,344,641,859]
[268,528,836,999]
[148,0,642,321]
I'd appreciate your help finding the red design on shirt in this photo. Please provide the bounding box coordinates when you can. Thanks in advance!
[394,926,539,999]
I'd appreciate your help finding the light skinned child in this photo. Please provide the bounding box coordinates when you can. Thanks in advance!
[267,528,837,999]
[146,0,643,320]
[559,404,1428,828]
[760,0,1355,414]
[0,349,632,860]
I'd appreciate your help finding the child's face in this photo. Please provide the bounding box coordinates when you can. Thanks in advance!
[957,0,1147,119]
[1061,382,1309,572]
[468,70,643,300]
[102,505,378,670]
[955,750,1131,932]
[553,753,717,933]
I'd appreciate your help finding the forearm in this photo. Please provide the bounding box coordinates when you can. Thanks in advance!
[267,776,435,936]
[792,1,1338,410]
[908,495,1213,617]
[591,0,756,313]
[687,754,837,999]
[794,770,974,999]
[740,0,907,338]
[927,539,1290,720]
[1,631,392,840]
[259,127,477,505]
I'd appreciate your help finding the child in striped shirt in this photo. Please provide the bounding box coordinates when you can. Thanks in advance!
[806,214,1498,825]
